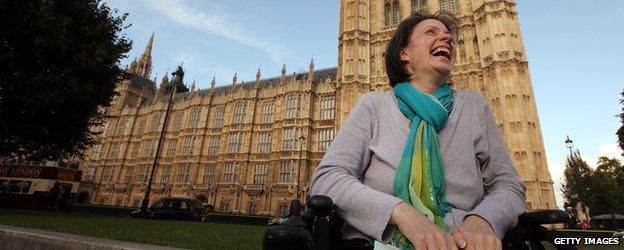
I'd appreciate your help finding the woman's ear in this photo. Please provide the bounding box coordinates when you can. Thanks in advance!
[400,48,412,75]
[399,48,409,62]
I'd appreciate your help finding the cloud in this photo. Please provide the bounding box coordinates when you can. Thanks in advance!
[581,154,597,169]
[146,0,291,63]
[596,142,624,161]
[547,160,565,209]
[579,142,623,169]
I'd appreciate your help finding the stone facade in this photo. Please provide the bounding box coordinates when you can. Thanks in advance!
[83,34,339,216]
[80,0,556,216]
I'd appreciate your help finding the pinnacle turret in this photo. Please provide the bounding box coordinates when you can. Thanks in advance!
[308,58,315,81]
[128,32,155,78]
[281,64,287,82]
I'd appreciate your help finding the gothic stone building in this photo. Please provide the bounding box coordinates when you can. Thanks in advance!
[81,0,556,216]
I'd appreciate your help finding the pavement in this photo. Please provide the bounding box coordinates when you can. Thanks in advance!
[0,224,186,250]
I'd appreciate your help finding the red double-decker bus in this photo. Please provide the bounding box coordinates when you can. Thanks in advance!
[0,160,81,209]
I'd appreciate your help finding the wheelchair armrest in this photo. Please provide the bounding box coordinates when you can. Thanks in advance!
[518,209,570,226]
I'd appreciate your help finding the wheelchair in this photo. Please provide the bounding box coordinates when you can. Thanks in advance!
[263,195,576,250]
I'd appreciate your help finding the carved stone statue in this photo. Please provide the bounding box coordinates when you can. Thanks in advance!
[163,65,188,95]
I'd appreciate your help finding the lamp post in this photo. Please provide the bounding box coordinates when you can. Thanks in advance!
[297,134,305,200]
[565,135,574,156]
[124,181,132,206]
[139,66,182,217]
[236,186,242,212]
[187,182,194,198]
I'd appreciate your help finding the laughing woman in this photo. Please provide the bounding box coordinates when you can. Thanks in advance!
[310,12,526,250]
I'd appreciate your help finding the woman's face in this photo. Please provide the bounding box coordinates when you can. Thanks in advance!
[400,19,455,81]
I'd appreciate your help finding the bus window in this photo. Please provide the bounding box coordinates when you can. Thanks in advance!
[0,179,7,193]
[21,181,32,193]
[8,180,23,193]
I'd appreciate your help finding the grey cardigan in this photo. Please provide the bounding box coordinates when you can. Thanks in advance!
[310,90,526,242]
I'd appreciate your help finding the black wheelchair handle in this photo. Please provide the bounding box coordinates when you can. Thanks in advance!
[518,209,570,226]
[307,195,334,217]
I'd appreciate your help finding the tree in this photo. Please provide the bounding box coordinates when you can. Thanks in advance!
[594,157,624,187]
[588,157,624,215]
[561,151,593,207]
[618,88,624,156]
[0,0,132,161]
[562,153,624,216]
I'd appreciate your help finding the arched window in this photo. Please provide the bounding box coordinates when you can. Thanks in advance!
[391,2,400,24]
[440,0,458,14]
[411,0,428,14]
[384,2,391,27]
[384,1,400,27]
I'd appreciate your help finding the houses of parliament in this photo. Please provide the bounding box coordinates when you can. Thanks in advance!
[80,0,557,216]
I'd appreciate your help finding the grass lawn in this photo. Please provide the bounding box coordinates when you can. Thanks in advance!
[1,210,621,250]
[0,209,266,249]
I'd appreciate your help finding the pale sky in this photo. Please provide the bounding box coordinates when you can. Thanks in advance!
[105,0,624,209]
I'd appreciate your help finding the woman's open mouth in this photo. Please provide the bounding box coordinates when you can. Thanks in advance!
[431,46,451,60]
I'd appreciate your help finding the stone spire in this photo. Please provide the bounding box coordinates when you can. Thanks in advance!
[128,32,154,78]
[190,81,196,92]
[280,64,286,82]
[145,31,154,57]
[232,73,237,86]
[161,72,169,85]
[128,57,138,77]
[255,68,261,88]
[308,58,315,81]
[209,76,216,95]
[157,72,168,96]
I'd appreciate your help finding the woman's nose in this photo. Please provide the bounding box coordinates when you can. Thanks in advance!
[440,33,454,44]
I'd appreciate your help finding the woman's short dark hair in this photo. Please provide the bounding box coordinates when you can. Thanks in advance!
[385,11,459,87]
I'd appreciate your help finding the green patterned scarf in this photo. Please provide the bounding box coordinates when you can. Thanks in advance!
[390,82,453,249]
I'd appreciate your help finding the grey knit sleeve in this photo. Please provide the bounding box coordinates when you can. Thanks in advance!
[310,93,403,242]
[467,95,527,239]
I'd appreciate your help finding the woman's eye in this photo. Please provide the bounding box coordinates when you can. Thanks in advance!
[425,29,435,35]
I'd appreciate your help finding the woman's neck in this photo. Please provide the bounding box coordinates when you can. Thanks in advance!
[409,76,445,94]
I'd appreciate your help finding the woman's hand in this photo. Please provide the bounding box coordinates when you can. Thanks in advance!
[450,215,501,250]
[390,202,458,250]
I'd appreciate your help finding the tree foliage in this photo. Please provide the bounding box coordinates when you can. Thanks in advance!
[0,0,131,160]
[562,151,593,207]
[618,88,624,156]
[562,152,624,215]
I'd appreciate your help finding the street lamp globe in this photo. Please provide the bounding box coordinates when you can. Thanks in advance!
[565,135,574,155]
